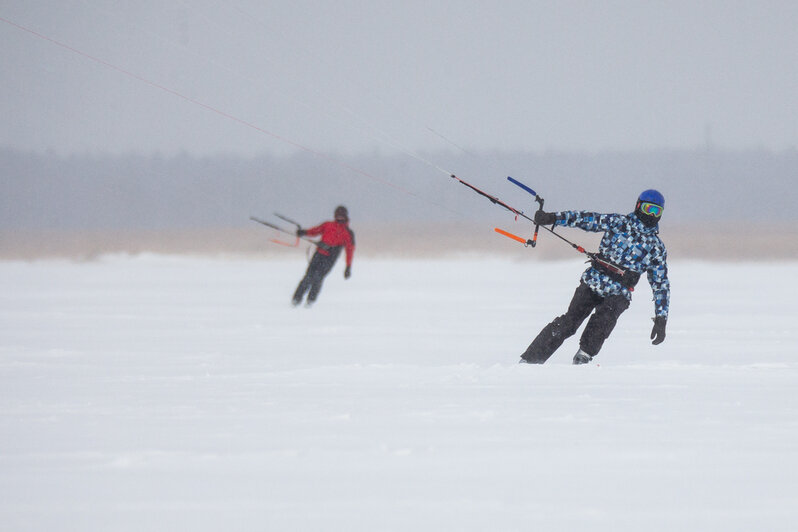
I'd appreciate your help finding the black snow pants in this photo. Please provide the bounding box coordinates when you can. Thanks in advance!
[521,282,630,363]
[292,251,337,304]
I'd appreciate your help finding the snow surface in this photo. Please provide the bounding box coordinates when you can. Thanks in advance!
[1,255,796,531]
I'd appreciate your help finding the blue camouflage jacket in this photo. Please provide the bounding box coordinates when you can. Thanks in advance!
[555,211,671,319]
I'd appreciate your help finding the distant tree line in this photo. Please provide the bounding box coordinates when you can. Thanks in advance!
[1,147,795,231]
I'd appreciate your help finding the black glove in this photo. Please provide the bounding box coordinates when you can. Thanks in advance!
[650,316,667,345]
[296,229,306,237]
[534,210,557,225]
[344,265,351,279]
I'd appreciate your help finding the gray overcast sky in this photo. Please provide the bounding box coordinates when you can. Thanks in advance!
[1,0,797,157]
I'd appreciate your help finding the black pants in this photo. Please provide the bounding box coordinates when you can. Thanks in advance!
[521,282,630,363]
[292,252,337,304]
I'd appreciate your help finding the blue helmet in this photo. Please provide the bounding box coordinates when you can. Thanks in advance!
[635,189,664,227]
[638,189,664,208]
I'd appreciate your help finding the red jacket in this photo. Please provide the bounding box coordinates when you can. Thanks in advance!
[305,221,355,266]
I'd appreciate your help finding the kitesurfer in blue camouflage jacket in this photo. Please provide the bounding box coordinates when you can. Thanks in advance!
[520,190,670,365]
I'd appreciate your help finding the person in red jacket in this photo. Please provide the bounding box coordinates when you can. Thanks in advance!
[291,206,355,306]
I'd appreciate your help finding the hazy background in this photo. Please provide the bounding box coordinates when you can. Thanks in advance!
[1,1,796,258]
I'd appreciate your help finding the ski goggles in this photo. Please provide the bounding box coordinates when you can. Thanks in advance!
[639,202,663,217]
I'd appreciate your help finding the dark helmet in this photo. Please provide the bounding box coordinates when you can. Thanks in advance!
[635,189,664,228]
[638,189,665,208]
[334,205,349,222]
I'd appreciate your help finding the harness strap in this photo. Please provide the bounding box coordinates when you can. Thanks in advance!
[590,255,640,291]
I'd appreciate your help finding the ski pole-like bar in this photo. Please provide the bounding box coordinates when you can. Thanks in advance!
[507,176,537,198]
[494,227,532,245]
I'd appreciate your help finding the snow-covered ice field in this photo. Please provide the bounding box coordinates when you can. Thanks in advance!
[1,255,796,531]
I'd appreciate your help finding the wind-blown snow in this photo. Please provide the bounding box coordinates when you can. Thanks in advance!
[1,256,796,531]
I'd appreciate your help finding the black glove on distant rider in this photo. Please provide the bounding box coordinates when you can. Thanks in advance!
[650,316,667,345]
[296,229,306,237]
[344,265,351,279]
[534,210,557,225]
